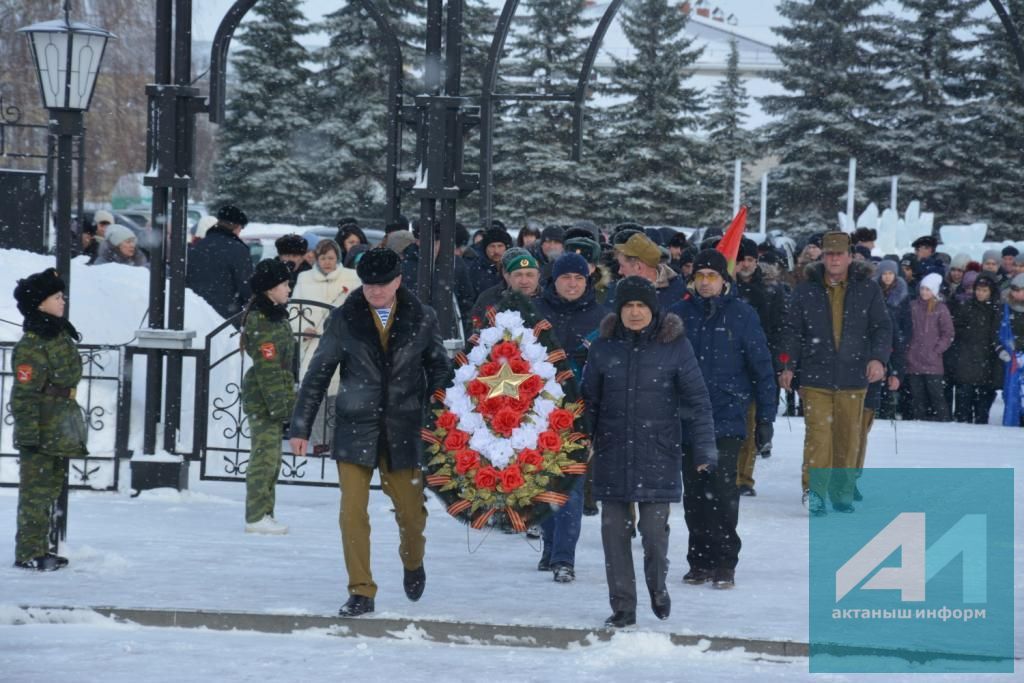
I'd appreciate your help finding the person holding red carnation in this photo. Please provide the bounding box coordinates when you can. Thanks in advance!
[582,277,716,628]
[532,253,610,583]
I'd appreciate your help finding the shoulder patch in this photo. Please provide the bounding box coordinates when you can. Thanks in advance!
[259,342,277,361]
[16,364,33,383]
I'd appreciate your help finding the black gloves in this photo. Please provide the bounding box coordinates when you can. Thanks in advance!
[755,422,774,452]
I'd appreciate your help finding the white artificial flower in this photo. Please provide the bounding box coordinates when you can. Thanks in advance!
[479,326,503,347]
[494,310,525,331]
[454,364,477,384]
[544,381,565,400]
[533,361,556,380]
[489,440,515,469]
[467,344,489,365]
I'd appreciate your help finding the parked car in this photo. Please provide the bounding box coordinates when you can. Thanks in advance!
[239,224,385,266]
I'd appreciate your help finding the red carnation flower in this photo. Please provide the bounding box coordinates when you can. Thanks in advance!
[475,466,500,490]
[517,449,544,471]
[444,429,470,451]
[490,341,521,363]
[436,411,458,431]
[492,407,523,436]
[500,464,525,492]
[548,408,575,432]
[537,430,562,453]
[454,449,480,475]
[778,352,791,365]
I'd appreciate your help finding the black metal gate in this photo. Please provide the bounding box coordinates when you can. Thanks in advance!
[0,342,123,491]
[197,299,341,487]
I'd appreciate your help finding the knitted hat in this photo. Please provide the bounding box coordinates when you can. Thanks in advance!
[301,231,321,251]
[250,258,291,293]
[1002,245,1020,257]
[693,249,729,279]
[982,249,1001,264]
[565,237,600,264]
[974,272,999,291]
[552,253,589,280]
[541,226,565,243]
[504,250,539,273]
[357,247,402,284]
[614,233,661,268]
[216,204,249,226]
[738,237,759,261]
[481,228,512,249]
[949,253,971,271]
[919,273,943,298]
[14,268,66,316]
[615,276,658,315]
[275,233,308,256]
[106,224,136,247]
[1016,253,1024,266]
[93,210,114,225]
[1011,273,1024,290]
[874,260,899,279]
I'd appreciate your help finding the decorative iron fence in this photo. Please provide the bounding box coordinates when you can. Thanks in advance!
[198,299,342,488]
[0,342,123,491]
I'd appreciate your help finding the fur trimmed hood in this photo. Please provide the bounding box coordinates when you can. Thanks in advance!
[598,311,685,343]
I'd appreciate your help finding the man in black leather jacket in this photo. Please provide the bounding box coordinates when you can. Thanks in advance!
[289,248,452,618]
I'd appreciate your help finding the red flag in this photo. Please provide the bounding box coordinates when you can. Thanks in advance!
[716,206,748,276]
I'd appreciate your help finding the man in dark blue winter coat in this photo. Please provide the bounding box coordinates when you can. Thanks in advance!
[466,229,512,300]
[186,205,254,320]
[583,277,716,628]
[532,253,609,583]
[669,249,776,589]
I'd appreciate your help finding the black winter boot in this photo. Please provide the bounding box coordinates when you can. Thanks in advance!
[338,595,375,617]
[404,566,426,601]
[604,611,636,628]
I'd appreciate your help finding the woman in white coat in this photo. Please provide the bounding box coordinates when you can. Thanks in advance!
[291,238,361,453]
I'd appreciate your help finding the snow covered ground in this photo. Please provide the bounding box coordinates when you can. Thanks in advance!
[1,417,1021,681]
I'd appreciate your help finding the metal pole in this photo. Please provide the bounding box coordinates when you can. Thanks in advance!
[732,159,742,216]
[846,157,857,222]
[890,175,898,212]
[759,173,767,235]
[53,113,76,316]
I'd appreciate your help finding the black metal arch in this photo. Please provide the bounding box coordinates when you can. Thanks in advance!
[477,0,625,226]
[206,0,405,222]
[989,0,1024,89]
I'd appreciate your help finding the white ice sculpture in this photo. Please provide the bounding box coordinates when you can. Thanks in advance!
[838,201,934,255]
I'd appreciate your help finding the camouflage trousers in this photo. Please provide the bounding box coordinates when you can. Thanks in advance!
[246,412,283,524]
[16,450,65,563]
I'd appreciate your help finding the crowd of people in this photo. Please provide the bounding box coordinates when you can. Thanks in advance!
[16,208,1024,629]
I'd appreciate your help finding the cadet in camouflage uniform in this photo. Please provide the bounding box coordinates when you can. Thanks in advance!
[11,269,88,571]
[240,259,297,534]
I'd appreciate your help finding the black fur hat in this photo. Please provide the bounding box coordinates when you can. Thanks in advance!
[250,259,291,293]
[356,247,402,284]
[274,233,308,256]
[216,204,249,227]
[14,268,66,316]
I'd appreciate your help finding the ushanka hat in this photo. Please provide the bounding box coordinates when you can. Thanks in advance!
[250,259,291,293]
[356,247,402,284]
[14,268,66,316]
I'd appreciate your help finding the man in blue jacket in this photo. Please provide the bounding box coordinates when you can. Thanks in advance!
[670,249,776,589]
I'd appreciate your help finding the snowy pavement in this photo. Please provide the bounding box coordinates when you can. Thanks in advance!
[1,418,1021,681]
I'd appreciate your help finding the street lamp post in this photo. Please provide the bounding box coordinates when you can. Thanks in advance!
[18,4,114,316]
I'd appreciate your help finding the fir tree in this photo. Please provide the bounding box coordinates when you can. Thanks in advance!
[210,0,313,221]
[879,0,985,226]
[705,37,753,225]
[972,0,1024,239]
[490,0,599,224]
[306,4,391,218]
[598,0,713,226]
[759,0,892,232]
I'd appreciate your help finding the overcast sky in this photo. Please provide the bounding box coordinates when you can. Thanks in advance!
[192,0,788,44]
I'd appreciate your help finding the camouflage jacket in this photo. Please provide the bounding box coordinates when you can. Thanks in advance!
[11,327,88,456]
[240,299,296,421]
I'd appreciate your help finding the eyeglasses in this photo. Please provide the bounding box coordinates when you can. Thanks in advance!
[693,271,722,282]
